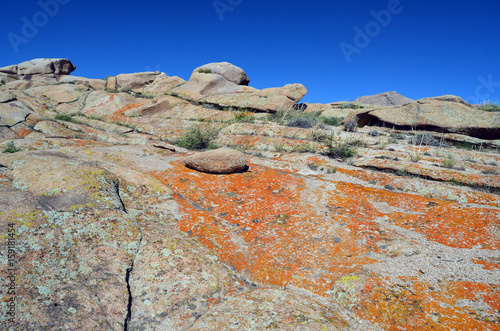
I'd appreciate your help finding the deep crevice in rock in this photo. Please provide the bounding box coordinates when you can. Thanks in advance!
[357,112,500,140]
[123,267,133,331]
[115,181,128,213]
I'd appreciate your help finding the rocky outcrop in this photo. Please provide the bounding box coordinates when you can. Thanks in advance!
[344,95,500,140]
[194,62,250,85]
[184,148,248,174]
[1,58,76,76]
[0,58,499,330]
[354,91,413,106]
[170,62,307,112]
[200,83,308,113]
[115,71,162,93]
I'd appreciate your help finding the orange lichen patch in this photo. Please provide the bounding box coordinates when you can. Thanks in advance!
[357,278,500,330]
[12,126,32,138]
[338,167,500,208]
[472,258,500,271]
[84,94,116,115]
[361,187,500,250]
[105,99,150,123]
[337,167,400,189]
[151,163,378,295]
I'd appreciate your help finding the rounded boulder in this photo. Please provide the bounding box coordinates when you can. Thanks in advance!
[184,148,248,174]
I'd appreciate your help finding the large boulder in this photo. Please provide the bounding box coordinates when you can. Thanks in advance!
[201,83,308,113]
[418,94,472,107]
[0,101,33,127]
[184,148,248,174]
[171,71,250,100]
[115,71,162,93]
[368,98,500,139]
[13,58,76,76]
[354,91,413,106]
[141,73,186,96]
[194,62,250,86]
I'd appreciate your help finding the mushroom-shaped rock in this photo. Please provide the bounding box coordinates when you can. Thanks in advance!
[194,62,250,86]
[184,148,248,174]
[16,58,76,75]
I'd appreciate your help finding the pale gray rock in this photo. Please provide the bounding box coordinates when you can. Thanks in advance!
[16,58,76,75]
[195,62,250,85]
[115,71,162,93]
[184,148,248,174]
[354,91,413,106]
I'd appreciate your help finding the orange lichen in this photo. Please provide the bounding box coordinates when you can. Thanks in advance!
[357,278,500,330]
[150,160,500,329]
[12,127,32,138]
[472,259,500,271]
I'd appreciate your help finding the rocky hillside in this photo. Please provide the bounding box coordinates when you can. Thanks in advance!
[1,58,499,330]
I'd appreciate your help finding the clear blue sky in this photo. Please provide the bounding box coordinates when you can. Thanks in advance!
[1,0,499,104]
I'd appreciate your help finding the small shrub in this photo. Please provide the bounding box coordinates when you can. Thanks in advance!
[307,163,319,170]
[478,103,500,112]
[292,143,315,153]
[408,132,442,147]
[368,180,377,185]
[197,68,212,74]
[368,130,380,137]
[441,155,457,168]
[286,117,316,129]
[54,113,75,122]
[327,166,338,174]
[378,138,388,149]
[324,135,357,160]
[455,141,474,150]
[338,102,361,109]
[391,133,406,140]
[234,109,255,123]
[397,168,409,176]
[384,184,395,191]
[320,116,344,126]
[274,142,285,153]
[343,118,358,132]
[2,141,21,153]
[177,124,220,150]
[310,128,328,142]
[410,151,422,162]
[481,169,499,175]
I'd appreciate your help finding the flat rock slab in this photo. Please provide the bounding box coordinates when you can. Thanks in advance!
[184,148,248,174]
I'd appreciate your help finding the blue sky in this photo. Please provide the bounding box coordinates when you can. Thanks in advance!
[1,0,499,104]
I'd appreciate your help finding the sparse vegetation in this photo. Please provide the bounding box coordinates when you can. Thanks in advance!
[292,143,315,153]
[274,142,285,152]
[481,169,499,175]
[177,124,221,150]
[410,151,423,162]
[307,163,319,170]
[2,141,21,153]
[378,138,389,149]
[343,118,358,132]
[286,117,316,129]
[319,116,344,126]
[408,132,442,147]
[336,102,361,110]
[441,155,457,169]
[324,135,357,160]
[234,108,256,123]
[478,102,500,112]
[309,128,328,142]
[197,68,212,74]
[384,184,396,191]
[54,113,76,122]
